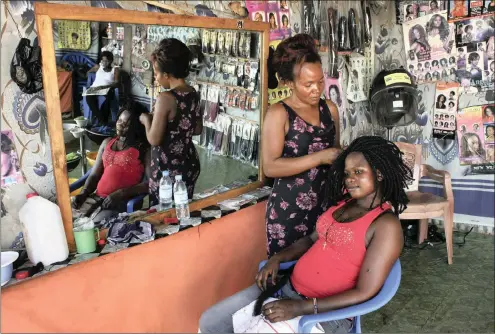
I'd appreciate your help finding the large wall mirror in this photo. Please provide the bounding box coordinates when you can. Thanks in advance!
[35,3,269,250]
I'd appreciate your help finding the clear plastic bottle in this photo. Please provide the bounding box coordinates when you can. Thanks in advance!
[159,170,173,210]
[173,175,190,219]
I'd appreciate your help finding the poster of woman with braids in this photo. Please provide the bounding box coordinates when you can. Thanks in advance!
[1,130,24,187]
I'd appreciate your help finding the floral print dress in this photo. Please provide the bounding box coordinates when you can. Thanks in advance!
[149,89,201,206]
[266,99,336,257]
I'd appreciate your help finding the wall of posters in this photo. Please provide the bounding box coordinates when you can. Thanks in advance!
[433,82,459,139]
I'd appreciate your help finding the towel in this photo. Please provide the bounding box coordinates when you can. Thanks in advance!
[106,221,155,245]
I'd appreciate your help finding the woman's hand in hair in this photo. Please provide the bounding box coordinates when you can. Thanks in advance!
[318,147,342,165]
[262,299,304,323]
[256,257,281,291]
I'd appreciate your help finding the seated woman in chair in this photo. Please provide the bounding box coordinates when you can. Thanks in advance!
[86,51,120,126]
[72,102,150,222]
[199,136,410,333]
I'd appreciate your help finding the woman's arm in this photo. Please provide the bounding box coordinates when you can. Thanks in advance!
[261,104,340,178]
[79,138,109,196]
[326,99,341,149]
[140,92,175,146]
[299,213,403,315]
[256,231,318,289]
[87,64,99,73]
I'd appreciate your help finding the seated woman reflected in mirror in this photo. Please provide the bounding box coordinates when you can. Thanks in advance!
[86,51,120,126]
[72,102,150,222]
[139,38,202,206]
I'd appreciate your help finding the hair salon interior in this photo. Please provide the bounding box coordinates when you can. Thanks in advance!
[0,0,494,333]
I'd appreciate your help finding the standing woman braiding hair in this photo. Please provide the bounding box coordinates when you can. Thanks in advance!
[263,33,342,257]
[139,38,202,205]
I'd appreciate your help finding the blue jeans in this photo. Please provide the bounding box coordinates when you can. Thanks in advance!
[199,283,352,333]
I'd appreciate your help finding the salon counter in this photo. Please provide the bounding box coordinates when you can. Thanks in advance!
[1,200,268,333]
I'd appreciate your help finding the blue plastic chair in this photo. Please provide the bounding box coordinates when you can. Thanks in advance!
[258,259,402,333]
[69,168,147,213]
[60,52,96,68]
[83,72,120,125]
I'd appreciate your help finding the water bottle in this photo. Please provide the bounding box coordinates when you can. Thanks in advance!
[159,171,173,210]
[173,175,190,219]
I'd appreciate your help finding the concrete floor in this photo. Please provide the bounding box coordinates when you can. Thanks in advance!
[364,231,494,333]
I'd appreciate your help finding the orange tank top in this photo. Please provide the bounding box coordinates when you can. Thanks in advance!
[291,200,392,298]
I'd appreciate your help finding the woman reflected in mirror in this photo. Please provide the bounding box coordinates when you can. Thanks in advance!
[262,33,342,257]
[86,51,120,126]
[140,38,202,206]
[72,102,150,222]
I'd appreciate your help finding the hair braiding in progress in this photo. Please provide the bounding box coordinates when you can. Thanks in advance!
[328,136,413,214]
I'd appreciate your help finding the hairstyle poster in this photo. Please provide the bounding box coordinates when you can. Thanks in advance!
[346,57,368,103]
[246,0,291,41]
[448,0,469,20]
[485,0,495,13]
[454,16,494,47]
[1,130,24,188]
[324,75,344,111]
[397,0,445,24]
[433,82,459,139]
[457,106,488,164]
[403,11,456,84]
[268,86,292,105]
[469,0,485,16]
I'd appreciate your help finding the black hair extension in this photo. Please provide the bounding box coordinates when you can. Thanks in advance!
[326,136,413,215]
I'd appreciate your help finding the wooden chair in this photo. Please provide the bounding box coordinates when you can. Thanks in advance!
[395,142,454,265]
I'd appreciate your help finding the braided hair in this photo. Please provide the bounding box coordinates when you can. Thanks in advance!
[116,101,149,161]
[327,136,413,215]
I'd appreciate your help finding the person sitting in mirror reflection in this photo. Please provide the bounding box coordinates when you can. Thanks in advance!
[262,34,342,257]
[72,103,150,221]
[86,51,120,126]
[140,38,202,206]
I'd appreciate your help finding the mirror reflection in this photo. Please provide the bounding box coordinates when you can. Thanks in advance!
[54,20,262,224]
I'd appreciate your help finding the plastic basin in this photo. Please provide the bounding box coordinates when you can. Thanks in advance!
[1,251,19,286]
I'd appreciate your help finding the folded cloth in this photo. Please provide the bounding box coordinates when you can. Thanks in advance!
[106,221,155,245]
[97,212,130,229]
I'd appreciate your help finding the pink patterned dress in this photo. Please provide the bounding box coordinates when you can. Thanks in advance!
[266,99,336,257]
[149,89,201,206]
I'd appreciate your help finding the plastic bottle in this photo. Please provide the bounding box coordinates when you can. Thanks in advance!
[18,193,69,266]
[159,170,173,210]
[173,175,190,219]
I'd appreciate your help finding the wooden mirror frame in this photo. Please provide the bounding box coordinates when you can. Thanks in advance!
[34,2,269,251]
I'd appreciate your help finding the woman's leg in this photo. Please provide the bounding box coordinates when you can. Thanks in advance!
[199,284,261,333]
[85,95,100,124]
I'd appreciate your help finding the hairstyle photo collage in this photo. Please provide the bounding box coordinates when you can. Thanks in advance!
[454,14,495,89]
[403,11,457,84]
[457,104,495,165]
[268,86,292,105]
[433,82,459,138]
[246,0,291,41]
